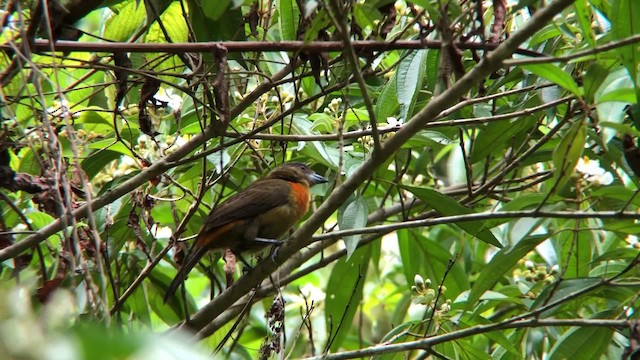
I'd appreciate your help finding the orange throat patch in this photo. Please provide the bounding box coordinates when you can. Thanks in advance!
[289,182,310,217]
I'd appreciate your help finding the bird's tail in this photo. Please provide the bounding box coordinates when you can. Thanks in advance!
[163,244,207,303]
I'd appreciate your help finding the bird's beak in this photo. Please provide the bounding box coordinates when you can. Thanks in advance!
[308,172,328,185]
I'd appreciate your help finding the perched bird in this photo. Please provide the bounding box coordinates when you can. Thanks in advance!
[164,162,327,301]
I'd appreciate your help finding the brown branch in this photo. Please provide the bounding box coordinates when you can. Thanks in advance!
[302,318,632,360]
[5,39,543,56]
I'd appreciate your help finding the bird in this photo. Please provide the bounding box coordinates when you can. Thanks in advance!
[164,162,328,301]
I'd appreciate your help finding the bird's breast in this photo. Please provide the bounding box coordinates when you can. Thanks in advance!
[256,203,300,239]
[255,183,309,239]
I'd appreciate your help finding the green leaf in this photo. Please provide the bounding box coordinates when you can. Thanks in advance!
[548,326,612,360]
[338,195,369,259]
[103,0,146,41]
[596,87,637,104]
[397,228,425,290]
[144,2,188,80]
[574,0,595,48]
[143,0,173,26]
[552,119,586,191]
[375,71,399,122]
[278,0,299,41]
[325,246,370,352]
[17,147,42,175]
[479,193,549,230]
[27,212,56,230]
[558,224,592,278]
[82,150,122,179]
[88,139,134,157]
[531,278,601,311]
[403,185,502,248]
[471,116,536,163]
[396,50,427,120]
[522,63,581,96]
[466,234,550,309]
[460,316,521,358]
[583,64,609,103]
[196,0,231,21]
[187,0,245,65]
[611,0,640,100]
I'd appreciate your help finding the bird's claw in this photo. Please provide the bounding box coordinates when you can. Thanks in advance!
[270,243,282,263]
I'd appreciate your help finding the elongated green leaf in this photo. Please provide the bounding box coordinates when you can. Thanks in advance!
[403,186,502,247]
[397,229,425,290]
[611,0,640,99]
[583,64,609,103]
[471,116,536,163]
[479,193,549,230]
[552,119,586,191]
[574,0,595,48]
[375,71,399,122]
[466,234,550,309]
[338,195,369,259]
[278,0,298,41]
[596,88,637,104]
[522,64,581,96]
[325,246,370,352]
[396,50,427,120]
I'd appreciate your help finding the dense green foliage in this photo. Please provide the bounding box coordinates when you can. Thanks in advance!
[2,0,640,358]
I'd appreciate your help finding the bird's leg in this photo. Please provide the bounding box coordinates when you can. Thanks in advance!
[223,249,236,287]
[253,237,284,246]
[236,253,254,272]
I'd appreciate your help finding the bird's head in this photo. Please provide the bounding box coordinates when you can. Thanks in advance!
[267,162,328,186]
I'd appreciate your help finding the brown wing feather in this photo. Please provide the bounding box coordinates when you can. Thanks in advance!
[201,179,292,233]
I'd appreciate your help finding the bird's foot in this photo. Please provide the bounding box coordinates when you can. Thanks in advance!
[270,243,283,263]
[253,237,284,246]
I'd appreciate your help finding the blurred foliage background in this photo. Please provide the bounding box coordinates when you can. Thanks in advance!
[2,0,640,358]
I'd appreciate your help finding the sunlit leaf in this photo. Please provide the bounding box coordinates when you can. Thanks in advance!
[338,195,369,259]
[403,185,502,248]
[522,63,581,96]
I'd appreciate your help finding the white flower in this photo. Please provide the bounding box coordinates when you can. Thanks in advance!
[150,224,173,239]
[575,157,613,185]
[386,117,403,127]
[154,87,183,111]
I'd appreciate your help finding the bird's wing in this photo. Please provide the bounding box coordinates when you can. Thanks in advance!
[201,179,292,233]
